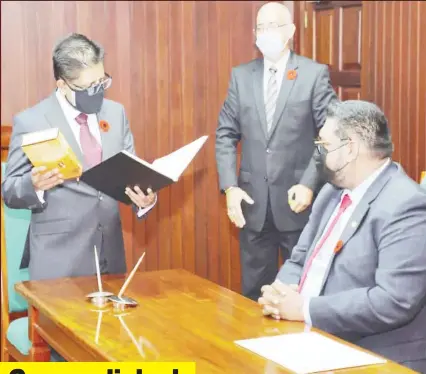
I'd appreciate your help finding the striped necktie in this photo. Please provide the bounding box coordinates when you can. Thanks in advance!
[265,66,278,133]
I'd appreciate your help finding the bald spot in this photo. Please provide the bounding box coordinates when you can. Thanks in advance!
[257,2,293,25]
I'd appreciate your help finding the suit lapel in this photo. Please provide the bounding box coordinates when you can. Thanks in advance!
[252,59,268,139]
[300,190,341,274]
[308,192,341,256]
[317,200,370,293]
[44,92,84,165]
[318,162,397,294]
[267,51,299,143]
[96,105,113,162]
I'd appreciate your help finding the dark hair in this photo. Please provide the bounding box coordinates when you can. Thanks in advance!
[326,100,393,159]
[52,33,104,81]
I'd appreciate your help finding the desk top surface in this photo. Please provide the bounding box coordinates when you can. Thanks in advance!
[16,269,413,373]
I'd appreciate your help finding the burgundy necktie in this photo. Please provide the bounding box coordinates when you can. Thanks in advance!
[75,113,102,168]
[298,194,353,292]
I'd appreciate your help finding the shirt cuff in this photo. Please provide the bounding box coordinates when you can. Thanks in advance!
[303,297,313,326]
[136,194,157,218]
[35,189,45,204]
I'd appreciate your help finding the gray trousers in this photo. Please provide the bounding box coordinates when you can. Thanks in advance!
[240,197,301,301]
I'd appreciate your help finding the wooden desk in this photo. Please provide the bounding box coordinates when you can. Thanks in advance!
[15,269,414,373]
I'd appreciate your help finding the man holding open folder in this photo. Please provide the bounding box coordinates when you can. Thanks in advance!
[2,33,156,281]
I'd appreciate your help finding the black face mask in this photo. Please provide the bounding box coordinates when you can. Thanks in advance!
[70,87,105,114]
[313,145,334,182]
[313,144,350,186]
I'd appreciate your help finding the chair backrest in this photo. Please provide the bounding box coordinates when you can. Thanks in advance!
[1,162,31,313]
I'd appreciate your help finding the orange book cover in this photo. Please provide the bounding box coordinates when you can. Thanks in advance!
[21,128,82,180]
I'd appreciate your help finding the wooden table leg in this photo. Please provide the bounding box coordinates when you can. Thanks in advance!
[29,305,51,361]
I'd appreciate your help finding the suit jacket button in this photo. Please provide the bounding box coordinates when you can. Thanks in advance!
[266,148,271,153]
[264,176,268,181]
[97,224,102,230]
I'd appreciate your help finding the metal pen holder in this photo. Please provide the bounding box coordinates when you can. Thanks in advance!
[108,251,146,310]
[86,246,113,308]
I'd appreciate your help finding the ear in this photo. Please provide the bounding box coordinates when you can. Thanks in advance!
[56,79,68,95]
[348,139,360,161]
[288,23,296,39]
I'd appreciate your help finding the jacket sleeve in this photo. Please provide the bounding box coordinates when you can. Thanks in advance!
[1,115,45,210]
[215,68,241,192]
[299,65,338,191]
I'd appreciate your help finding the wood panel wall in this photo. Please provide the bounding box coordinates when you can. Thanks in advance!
[1,0,266,292]
[361,1,426,181]
[294,1,362,101]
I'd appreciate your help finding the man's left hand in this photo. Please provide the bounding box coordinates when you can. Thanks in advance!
[125,186,156,208]
[258,281,304,322]
[288,184,313,213]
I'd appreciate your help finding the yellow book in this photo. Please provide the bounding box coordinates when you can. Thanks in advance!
[21,128,82,180]
[421,171,425,183]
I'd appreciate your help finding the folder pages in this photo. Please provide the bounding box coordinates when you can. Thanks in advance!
[235,332,386,373]
[80,135,208,204]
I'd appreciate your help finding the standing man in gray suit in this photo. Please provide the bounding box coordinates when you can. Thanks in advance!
[259,101,426,373]
[2,33,156,281]
[215,2,337,300]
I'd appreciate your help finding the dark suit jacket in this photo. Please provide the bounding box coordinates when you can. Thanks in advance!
[216,51,338,232]
[2,92,143,280]
[277,162,426,369]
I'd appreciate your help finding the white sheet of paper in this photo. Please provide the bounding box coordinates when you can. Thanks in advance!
[235,332,386,374]
[152,135,208,181]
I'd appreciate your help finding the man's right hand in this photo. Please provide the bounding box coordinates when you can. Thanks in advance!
[225,187,254,228]
[31,166,64,191]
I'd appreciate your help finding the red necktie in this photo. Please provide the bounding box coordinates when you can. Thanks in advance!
[75,113,102,168]
[298,194,352,292]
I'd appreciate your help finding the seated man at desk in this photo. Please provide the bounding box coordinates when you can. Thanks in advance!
[258,100,426,373]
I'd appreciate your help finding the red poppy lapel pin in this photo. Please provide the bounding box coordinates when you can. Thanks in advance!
[99,120,110,132]
[287,69,297,80]
[334,240,344,254]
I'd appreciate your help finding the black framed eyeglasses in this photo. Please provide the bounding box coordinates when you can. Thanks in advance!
[63,73,112,96]
[314,137,352,153]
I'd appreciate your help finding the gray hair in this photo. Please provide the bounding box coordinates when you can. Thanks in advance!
[53,33,104,81]
[327,100,393,159]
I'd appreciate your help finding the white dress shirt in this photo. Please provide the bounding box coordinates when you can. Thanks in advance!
[56,89,102,148]
[303,159,391,325]
[263,49,291,102]
[36,90,156,217]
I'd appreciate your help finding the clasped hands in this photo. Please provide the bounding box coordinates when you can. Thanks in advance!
[258,280,304,322]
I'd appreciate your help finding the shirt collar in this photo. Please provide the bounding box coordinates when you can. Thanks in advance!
[342,158,391,204]
[55,89,82,121]
[264,49,291,73]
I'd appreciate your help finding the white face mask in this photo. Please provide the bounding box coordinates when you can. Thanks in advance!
[256,30,287,61]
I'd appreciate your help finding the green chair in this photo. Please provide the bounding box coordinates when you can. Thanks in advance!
[1,162,65,362]
[1,161,32,361]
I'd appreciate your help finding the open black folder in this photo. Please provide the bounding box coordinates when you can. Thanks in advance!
[80,135,208,204]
